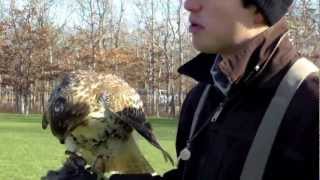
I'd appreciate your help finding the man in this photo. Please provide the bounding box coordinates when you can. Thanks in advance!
[111,0,319,179]
[51,0,319,179]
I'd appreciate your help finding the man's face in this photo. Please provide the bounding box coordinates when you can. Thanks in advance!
[184,0,257,54]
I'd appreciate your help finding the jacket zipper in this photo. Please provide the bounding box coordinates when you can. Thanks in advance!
[211,99,227,122]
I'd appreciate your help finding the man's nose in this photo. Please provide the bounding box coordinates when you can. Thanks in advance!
[184,0,202,13]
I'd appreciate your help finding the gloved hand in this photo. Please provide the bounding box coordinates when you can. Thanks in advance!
[109,174,161,180]
[43,168,97,180]
[42,155,98,180]
[109,169,180,180]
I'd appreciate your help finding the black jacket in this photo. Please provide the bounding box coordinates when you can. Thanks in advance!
[111,20,319,180]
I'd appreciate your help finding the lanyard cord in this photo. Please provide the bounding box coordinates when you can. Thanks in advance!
[186,84,212,147]
[187,93,228,147]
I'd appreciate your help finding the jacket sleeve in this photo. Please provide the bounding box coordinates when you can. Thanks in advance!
[264,73,319,179]
[288,73,319,179]
[300,73,319,179]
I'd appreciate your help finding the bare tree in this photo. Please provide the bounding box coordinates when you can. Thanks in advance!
[1,0,318,117]
[288,0,320,65]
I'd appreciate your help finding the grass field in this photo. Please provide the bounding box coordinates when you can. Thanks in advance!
[0,113,178,180]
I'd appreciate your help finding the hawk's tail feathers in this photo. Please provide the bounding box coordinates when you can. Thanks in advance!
[161,148,174,166]
[147,138,174,166]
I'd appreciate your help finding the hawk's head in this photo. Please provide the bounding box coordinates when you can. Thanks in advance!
[42,73,90,144]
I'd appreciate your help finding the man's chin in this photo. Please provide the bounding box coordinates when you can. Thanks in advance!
[191,38,218,53]
[192,43,217,54]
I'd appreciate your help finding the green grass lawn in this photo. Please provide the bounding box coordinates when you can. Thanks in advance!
[0,113,178,180]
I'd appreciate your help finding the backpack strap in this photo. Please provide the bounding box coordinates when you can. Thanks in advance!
[240,58,319,180]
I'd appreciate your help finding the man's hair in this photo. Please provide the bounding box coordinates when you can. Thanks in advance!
[241,0,268,25]
[241,0,262,11]
[241,0,256,8]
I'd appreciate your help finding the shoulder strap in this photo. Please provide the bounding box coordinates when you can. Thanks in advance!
[240,58,319,180]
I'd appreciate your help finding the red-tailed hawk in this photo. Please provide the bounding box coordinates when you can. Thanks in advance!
[42,70,173,178]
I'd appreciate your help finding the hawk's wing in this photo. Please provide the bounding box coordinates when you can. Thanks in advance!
[116,107,174,165]
[97,74,174,165]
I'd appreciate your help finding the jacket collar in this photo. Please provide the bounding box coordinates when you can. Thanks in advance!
[178,19,297,86]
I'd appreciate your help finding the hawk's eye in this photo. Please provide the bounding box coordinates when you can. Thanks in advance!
[54,97,66,113]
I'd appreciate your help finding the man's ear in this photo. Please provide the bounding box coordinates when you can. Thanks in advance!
[254,13,268,25]
[247,5,268,27]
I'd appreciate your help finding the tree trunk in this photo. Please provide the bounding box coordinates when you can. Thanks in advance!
[177,0,183,107]
[170,85,176,117]
[150,0,156,115]
[15,90,21,113]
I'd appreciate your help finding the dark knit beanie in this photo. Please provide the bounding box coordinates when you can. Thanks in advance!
[251,0,293,25]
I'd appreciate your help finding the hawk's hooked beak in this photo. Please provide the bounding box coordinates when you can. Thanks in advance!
[59,138,65,144]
